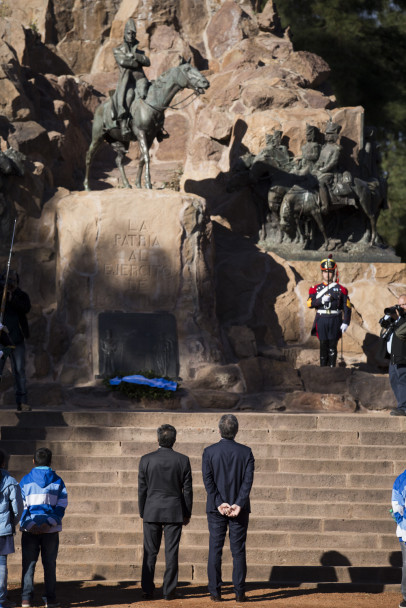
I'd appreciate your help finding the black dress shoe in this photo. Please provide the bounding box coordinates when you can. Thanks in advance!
[390,409,406,416]
[163,592,181,600]
[210,594,222,602]
[142,592,154,600]
[235,593,247,602]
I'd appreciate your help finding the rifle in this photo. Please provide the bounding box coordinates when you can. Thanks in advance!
[0,219,16,353]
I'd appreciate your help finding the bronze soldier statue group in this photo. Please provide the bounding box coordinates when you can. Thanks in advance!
[232,117,387,249]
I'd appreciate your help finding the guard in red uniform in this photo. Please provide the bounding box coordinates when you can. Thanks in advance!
[307,256,352,367]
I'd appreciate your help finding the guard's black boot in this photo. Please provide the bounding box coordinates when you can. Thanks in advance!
[320,340,329,367]
[328,343,338,367]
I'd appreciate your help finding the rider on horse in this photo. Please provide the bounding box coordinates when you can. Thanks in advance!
[111,19,169,142]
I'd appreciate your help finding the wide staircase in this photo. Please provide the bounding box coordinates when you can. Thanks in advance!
[1,410,403,590]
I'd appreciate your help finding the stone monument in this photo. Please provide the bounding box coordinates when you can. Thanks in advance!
[54,189,222,384]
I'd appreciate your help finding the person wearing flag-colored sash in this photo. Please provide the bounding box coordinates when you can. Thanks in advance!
[307,256,352,367]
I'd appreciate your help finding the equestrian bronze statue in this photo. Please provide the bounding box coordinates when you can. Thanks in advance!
[84,53,209,191]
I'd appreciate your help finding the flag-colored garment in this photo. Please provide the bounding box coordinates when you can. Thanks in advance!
[110,374,177,391]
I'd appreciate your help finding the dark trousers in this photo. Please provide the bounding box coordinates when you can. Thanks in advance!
[0,342,27,405]
[207,510,249,597]
[142,522,182,597]
[389,363,406,411]
[21,532,59,603]
[319,339,338,367]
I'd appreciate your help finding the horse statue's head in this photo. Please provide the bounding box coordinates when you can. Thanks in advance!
[177,57,210,95]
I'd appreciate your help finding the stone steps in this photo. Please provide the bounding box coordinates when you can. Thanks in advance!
[58,513,395,534]
[8,480,395,504]
[3,410,403,588]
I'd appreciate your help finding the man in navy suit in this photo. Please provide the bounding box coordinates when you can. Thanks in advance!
[202,414,255,603]
[138,424,193,600]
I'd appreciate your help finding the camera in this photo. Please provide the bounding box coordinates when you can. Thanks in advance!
[384,304,405,317]
[379,305,406,337]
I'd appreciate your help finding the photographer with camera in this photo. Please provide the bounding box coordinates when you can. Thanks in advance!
[379,294,406,416]
[0,269,31,412]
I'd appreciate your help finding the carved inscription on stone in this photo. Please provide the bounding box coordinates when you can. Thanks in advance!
[103,219,175,294]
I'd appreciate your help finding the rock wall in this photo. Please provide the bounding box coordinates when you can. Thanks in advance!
[0,0,348,196]
[0,1,402,411]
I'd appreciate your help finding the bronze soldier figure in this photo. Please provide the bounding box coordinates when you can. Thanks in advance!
[112,18,151,138]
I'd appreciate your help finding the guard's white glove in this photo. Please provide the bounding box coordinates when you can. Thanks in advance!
[0,322,3,331]
[340,323,348,333]
[321,294,331,304]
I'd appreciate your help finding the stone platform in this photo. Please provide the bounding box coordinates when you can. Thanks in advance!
[3,409,403,590]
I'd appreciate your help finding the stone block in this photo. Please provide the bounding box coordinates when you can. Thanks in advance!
[280,458,394,475]
[267,443,340,460]
[299,365,352,394]
[348,371,395,410]
[359,431,406,446]
[236,392,286,412]
[324,519,393,534]
[238,357,302,392]
[342,445,406,461]
[317,415,398,432]
[186,389,239,409]
[347,474,393,489]
[187,363,245,392]
[284,391,357,413]
[270,428,358,445]
[295,532,377,550]
[292,486,388,504]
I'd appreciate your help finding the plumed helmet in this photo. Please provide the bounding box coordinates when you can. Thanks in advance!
[124,18,137,37]
[320,255,337,271]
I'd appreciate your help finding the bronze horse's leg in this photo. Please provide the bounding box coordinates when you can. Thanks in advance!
[311,208,329,248]
[353,178,377,245]
[135,158,144,189]
[111,141,131,189]
[136,130,151,189]
[84,132,104,192]
[84,104,109,191]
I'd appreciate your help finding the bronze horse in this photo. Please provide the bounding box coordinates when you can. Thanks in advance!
[84,58,209,191]
[279,177,387,248]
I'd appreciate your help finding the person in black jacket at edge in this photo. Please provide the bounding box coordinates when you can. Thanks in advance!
[0,269,31,411]
[379,294,406,416]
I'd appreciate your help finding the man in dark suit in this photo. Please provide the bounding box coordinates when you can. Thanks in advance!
[138,424,193,600]
[202,414,255,603]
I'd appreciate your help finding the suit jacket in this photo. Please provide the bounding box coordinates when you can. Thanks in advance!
[138,447,193,523]
[202,439,255,513]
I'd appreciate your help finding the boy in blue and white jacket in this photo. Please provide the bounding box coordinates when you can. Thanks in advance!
[392,469,406,608]
[19,448,68,608]
[0,449,23,608]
